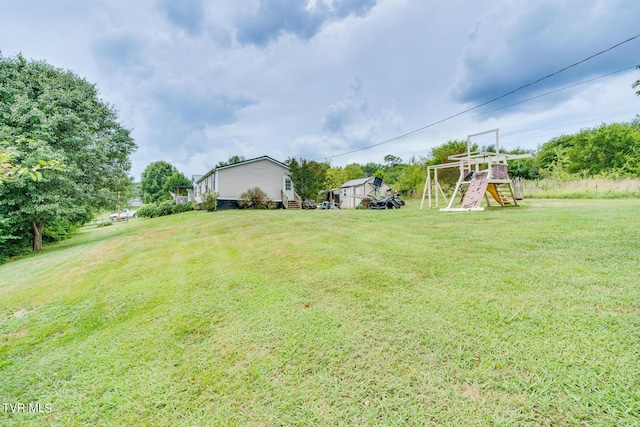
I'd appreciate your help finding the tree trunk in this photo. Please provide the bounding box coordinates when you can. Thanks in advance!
[31,221,45,251]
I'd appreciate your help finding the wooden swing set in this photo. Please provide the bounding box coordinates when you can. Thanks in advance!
[419,129,532,211]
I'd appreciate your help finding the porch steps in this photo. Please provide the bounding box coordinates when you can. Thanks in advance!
[286,200,301,209]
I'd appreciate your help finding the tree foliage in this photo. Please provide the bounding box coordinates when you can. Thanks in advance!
[361,161,383,177]
[162,171,191,197]
[427,140,475,165]
[0,54,135,254]
[393,156,425,196]
[1,139,64,184]
[140,161,177,204]
[0,216,19,246]
[536,119,640,178]
[216,155,246,168]
[383,154,402,167]
[324,163,366,189]
[421,140,475,189]
[633,65,640,96]
[287,158,328,201]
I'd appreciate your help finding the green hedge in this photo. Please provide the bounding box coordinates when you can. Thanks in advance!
[137,200,196,218]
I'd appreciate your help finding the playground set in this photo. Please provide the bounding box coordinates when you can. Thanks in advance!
[420,129,532,212]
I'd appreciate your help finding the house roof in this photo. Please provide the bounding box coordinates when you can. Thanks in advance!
[216,155,287,171]
[196,155,288,184]
[340,177,374,188]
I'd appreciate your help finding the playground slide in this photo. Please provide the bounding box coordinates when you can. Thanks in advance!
[486,183,510,205]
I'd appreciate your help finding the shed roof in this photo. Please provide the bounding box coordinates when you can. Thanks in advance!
[340,177,374,188]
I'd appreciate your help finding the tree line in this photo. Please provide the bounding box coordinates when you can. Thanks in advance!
[139,115,640,206]
[288,117,640,201]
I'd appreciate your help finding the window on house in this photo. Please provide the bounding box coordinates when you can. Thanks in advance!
[285,179,292,191]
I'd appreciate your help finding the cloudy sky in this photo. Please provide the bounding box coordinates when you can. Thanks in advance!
[1,0,639,179]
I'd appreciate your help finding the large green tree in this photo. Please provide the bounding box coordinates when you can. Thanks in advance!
[383,154,402,167]
[324,163,366,190]
[423,140,477,189]
[287,158,328,201]
[394,156,426,196]
[1,139,85,251]
[427,140,475,165]
[162,171,192,197]
[633,65,639,96]
[0,55,135,252]
[140,161,177,203]
[361,161,383,177]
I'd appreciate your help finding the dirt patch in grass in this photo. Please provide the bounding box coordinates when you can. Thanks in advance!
[11,308,28,318]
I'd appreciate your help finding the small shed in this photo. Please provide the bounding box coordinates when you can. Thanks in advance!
[339,177,392,209]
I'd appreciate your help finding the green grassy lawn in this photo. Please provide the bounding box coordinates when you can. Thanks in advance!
[1,199,639,426]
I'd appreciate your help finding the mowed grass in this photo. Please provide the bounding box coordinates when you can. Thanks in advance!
[1,199,639,426]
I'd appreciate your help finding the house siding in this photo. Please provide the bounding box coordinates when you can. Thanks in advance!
[217,158,287,201]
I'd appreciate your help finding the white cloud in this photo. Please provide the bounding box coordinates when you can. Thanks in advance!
[1,0,637,179]
[233,0,378,47]
[451,0,640,108]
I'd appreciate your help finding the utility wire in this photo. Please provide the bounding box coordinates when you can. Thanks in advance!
[318,34,640,161]
[450,65,638,124]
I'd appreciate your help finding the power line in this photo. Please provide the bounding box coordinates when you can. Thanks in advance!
[318,34,640,161]
[451,65,638,124]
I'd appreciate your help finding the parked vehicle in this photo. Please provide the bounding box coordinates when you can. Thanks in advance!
[369,197,402,210]
[110,209,137,220]
[316,201,340,210]
[303,200,317,209]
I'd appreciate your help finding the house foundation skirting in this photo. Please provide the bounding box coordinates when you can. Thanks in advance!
[215,199,284,210]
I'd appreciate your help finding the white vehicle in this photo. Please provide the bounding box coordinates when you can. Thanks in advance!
[110,209,137,220]
[316,201,340,210]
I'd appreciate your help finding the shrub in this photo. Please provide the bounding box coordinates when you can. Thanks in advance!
[137,203,159,218]
[137,199,198,218]
[156,199,174,216]
[239,187,273,209]
[172,201,195,214]
[202,191,219,212]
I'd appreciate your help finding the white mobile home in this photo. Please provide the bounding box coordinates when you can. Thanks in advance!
[193,156,300,209]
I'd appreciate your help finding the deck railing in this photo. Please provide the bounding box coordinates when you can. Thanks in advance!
[281,190,302,209]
